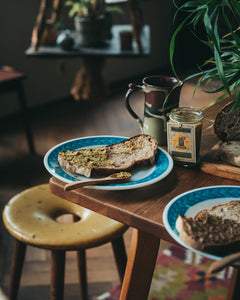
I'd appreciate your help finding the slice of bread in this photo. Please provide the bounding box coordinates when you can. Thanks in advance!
[217,141,240,167]
[176,201,240,251]
[176,214,240,250]
[195,200,240,221]
[214,102,240,141]
[58,134,158,177]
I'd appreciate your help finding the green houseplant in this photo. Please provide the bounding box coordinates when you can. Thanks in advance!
[170,0,240,112]
[66,0,106,18]
[65,0,122,46]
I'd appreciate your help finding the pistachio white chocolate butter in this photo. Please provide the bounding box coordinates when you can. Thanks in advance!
[58,134,158,177]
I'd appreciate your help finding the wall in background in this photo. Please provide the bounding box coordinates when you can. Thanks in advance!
[0,0,175,117]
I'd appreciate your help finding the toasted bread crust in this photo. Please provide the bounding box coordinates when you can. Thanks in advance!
[176,201,240,251]
[217,141,240,167]
[176,215,203,250]
[195,200,240,221]
[214,102,240,141]
[176,214,240,250]
[58,134,158,177]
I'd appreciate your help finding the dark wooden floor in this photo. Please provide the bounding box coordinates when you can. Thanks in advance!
[0,79,216,299]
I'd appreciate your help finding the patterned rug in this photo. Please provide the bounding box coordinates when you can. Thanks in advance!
[96,244,233,300]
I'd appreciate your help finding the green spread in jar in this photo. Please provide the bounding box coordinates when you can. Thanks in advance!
[167,107,203,166]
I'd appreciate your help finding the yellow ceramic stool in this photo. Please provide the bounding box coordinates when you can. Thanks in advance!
[3,184,128,300]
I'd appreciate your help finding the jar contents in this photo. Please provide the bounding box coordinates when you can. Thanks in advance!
[167,107,203,167]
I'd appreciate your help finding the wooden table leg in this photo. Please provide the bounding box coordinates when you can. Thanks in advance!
[127,0,143,53]
[70,57,108,101]
[120,229,160,300]
[17,81,36,155]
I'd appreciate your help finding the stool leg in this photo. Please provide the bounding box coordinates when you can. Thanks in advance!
[111,236,127,284]
[17,81,36,155]
[77,249,88,300]
[9,240,27,300]
[51,250,65,300]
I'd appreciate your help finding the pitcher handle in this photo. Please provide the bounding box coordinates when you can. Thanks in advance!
[125,83,144,130]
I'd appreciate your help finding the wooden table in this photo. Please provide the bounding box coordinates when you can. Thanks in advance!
[49,99,239,299]
[26,25,150,101]
[26,25,150,58]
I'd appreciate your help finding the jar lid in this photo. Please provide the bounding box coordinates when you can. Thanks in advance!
[169,107,203,123]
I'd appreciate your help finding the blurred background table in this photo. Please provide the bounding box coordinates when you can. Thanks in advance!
[25,25,150,101]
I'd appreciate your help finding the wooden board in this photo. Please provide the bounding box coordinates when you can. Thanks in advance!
[200,143,240,182]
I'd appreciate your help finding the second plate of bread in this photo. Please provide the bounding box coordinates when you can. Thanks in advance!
[163,185,240,261]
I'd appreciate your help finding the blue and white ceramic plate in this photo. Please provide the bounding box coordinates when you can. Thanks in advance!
[163,186,240,260]
[44,135,173,190]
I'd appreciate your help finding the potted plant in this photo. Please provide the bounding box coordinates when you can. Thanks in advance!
[170,0,240,112]
[65,0,122,46]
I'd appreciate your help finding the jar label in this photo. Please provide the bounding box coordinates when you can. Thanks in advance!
[167,123,196,163]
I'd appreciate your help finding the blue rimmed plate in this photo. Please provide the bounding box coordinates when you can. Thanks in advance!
[44,135,173,190]
[163,185,240,260]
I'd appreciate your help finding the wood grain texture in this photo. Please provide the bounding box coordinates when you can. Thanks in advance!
[119,229,160,300]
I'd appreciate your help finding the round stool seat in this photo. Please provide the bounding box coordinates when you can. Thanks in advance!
[3,184,128,250]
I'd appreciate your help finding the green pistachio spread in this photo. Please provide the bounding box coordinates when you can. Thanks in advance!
[59,140,144,168]
[59,147,115,168]
[114,171,131,178]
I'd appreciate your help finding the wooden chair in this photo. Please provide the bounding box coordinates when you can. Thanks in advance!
[0,67,35,155]
[2,184,128,300]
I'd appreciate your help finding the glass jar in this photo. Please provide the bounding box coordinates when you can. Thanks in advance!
[167,107,203,167]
